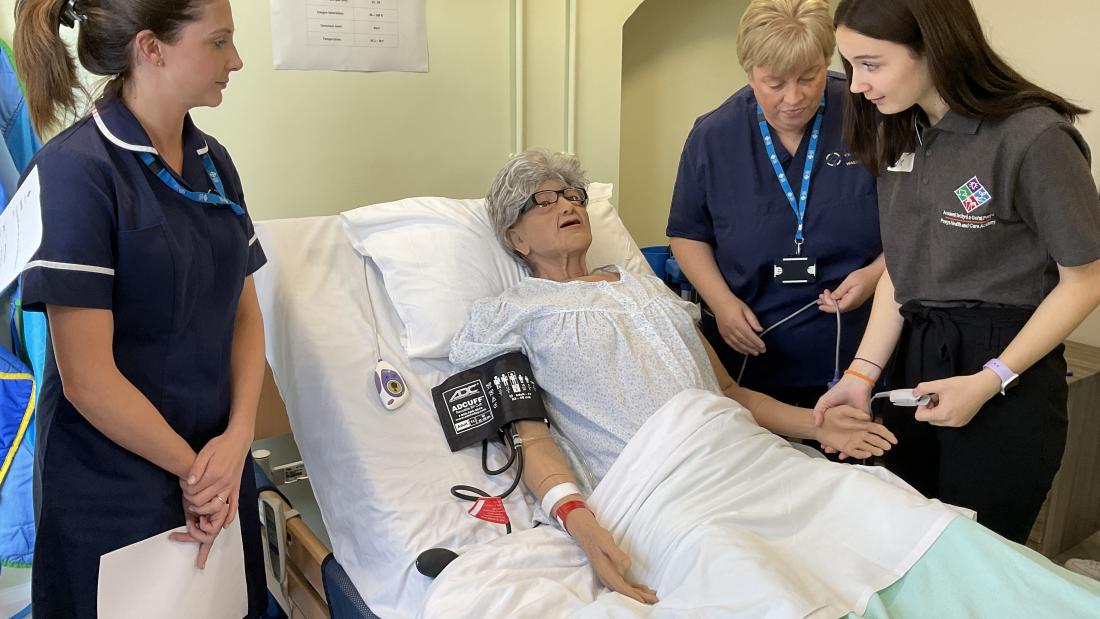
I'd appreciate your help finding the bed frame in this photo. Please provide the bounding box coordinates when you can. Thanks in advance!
[255,364,334,619]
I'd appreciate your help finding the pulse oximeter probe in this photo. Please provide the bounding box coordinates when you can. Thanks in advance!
[871,389,932,407]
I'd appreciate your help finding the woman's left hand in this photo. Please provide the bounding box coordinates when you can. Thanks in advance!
[182,425,252,526]
[816,405,897,459]
[818,264,880,314]
[912,371,1000,428]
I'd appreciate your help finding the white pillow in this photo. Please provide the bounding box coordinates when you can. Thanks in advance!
[340,182,649,359]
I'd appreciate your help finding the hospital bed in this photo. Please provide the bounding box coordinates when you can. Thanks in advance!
[250,184,654,619]
[249,194,1100,618]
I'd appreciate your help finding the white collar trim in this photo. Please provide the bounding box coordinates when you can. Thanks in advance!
[93,107,158,155]
[93,108,211,156]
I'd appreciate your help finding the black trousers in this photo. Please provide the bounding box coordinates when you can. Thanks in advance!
[883,302,1068,543]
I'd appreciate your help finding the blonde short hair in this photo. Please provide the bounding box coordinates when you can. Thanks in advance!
[736,0,835,76]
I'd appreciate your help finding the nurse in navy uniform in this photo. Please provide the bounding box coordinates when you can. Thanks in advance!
[668,0,884,409]
[14,0,266,615]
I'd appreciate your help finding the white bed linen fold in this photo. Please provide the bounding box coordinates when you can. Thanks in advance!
[421,389,967,619]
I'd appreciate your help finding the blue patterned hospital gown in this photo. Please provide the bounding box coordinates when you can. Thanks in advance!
[450,265,721,487]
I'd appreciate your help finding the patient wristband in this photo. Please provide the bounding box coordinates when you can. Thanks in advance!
[541,482,581,516]
[554,500,591,533]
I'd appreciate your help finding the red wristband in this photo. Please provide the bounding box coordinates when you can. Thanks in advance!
[554,499,591,534]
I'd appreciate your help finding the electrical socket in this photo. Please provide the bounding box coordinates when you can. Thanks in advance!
[271,460,308,485]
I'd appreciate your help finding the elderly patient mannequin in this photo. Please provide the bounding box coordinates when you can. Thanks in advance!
[450,149,896,603]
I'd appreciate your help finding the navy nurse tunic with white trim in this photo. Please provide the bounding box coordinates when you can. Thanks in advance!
[20,96,266,618]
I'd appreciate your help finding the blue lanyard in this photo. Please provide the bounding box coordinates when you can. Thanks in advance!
[139,152,245,216]
[756,95,826,254]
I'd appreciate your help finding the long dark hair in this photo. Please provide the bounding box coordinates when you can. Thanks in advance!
[13,0,209,136]
[834,0,1089,175]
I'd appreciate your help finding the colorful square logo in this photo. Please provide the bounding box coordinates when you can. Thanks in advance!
[954,176,992,213]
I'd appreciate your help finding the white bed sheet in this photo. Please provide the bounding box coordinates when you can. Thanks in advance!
[253,216,537,619]
[420,389,966,619]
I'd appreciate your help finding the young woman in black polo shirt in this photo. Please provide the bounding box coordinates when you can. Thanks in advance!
[814,0,1100,543]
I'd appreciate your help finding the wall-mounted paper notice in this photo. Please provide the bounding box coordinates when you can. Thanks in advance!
[0,166,42,293]
[271,0,428,72]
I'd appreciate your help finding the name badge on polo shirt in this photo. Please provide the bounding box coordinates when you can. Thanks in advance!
[887,153,915,173]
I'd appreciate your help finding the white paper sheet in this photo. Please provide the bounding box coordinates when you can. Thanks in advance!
[270,0,428,72]
[97,517,247,619]
[0,166,42,293]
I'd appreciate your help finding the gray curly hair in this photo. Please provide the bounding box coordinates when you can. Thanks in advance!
[486,148,589,262]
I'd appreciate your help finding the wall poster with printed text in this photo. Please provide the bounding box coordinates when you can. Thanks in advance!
[270,0,428,72]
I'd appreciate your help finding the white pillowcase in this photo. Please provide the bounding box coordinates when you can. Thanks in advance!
[340,182,649,359]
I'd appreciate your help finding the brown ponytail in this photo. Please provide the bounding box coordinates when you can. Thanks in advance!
[13,0,212,138]
[13,0,84,136]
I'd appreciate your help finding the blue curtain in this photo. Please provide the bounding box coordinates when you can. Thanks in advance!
[0,39,42,569]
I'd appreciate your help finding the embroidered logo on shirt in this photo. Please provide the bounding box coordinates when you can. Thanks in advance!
[953,176,992,213]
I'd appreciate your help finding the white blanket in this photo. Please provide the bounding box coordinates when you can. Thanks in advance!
[420,389,967,619]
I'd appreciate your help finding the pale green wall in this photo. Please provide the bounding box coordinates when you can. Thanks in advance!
[192,0,513,218]
[523,0,643,190]
[968,0,1100,345]
[619,0,749,248]
[0,0,644,219]
[0,10,9,44]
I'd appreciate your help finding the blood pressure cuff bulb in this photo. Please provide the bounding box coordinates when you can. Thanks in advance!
[432,352,549,452]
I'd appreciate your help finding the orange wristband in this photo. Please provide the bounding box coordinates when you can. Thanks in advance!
[843,368,876,387]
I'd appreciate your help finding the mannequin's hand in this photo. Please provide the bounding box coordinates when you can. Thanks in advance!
[565,509,658,605]
[816,406,897,459]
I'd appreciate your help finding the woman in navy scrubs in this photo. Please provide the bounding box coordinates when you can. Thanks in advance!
[14,0,266,615]
[668,0,883,408]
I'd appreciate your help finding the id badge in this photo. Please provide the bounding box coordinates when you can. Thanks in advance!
[773,255,817,285]
[887,153,915,173]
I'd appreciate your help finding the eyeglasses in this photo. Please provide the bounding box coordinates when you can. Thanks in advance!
[522,187,588,213]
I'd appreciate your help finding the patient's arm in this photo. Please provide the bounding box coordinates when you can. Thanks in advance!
[516,420,658,605]
[697,331,896,458]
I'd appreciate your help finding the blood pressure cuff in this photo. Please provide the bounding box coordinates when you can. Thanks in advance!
[432,352,549,452]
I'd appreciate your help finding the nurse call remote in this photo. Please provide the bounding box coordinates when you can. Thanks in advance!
[374,360,410,410]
